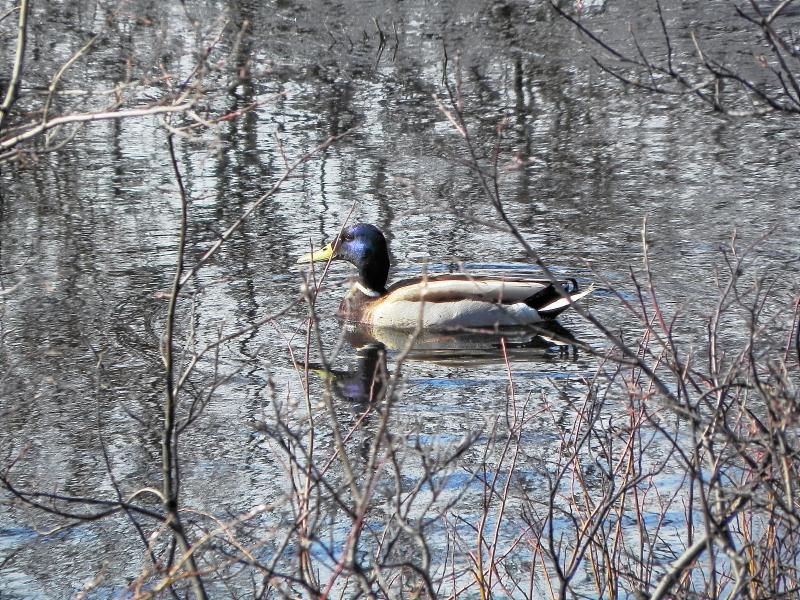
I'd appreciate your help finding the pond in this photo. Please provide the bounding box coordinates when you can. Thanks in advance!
[1,0,799,598]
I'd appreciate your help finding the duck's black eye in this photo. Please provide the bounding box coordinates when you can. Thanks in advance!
[341,233,354,242]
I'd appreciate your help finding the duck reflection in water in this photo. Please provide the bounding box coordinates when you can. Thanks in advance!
[309,342,390,405]
[304,320,580,408]
[343,319,580,367]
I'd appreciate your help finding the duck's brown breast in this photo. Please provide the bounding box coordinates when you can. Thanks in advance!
[337,286,380,323]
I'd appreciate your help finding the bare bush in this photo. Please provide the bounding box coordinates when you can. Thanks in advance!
[552,0,800,116]
[0,1,260,163]
[3,4,799,598]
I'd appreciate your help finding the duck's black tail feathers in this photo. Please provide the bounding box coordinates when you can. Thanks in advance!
[525,279,591,318]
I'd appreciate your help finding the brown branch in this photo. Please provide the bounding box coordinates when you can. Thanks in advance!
[162,131,208,600]
[649,495,748,600]
[42,32,102,123]
[0,0,29,132]
[0,103,193,153]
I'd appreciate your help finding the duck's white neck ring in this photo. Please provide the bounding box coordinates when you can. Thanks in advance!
[355,282,382,297]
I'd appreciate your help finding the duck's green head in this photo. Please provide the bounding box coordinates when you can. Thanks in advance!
[297,223,390,292]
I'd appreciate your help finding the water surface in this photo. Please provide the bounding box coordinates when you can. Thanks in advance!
[1,0,799,597]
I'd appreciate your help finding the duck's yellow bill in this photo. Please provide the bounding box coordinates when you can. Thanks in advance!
[297,242,336,265]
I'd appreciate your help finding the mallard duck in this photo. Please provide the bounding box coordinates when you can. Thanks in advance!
[297,223,591,330]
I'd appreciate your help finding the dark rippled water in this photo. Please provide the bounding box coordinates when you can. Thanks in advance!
[1,0,799,597]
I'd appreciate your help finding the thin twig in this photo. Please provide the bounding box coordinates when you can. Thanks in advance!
[0,0,29,132]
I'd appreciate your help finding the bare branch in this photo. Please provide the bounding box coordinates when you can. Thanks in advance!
[0,0,29,131]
